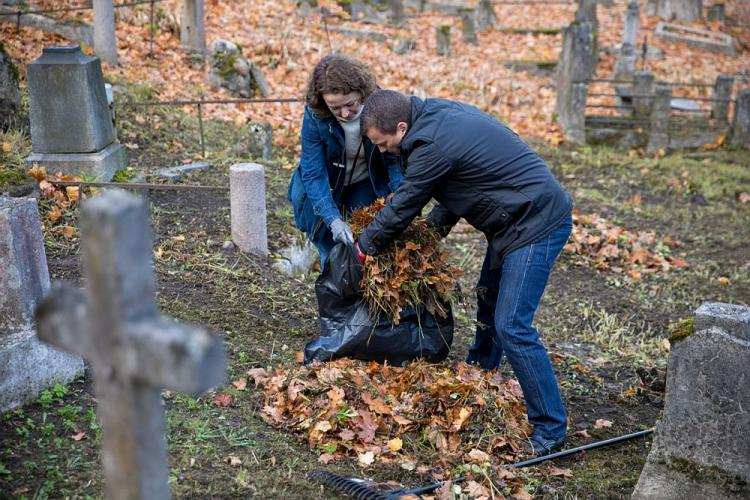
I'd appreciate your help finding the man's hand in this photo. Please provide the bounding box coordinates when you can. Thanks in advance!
[354,242,367,264]
[330,218,354,246]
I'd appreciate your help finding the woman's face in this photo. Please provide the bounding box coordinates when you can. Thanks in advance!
[323,91,362,122]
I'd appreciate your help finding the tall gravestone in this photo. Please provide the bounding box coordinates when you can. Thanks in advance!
[36,189,226,499]
[632,302,750,499]
[24,45,125,180]
[614,1,639,82]
[0,197,83,411]
[93,0,117,65]
[647,84,671,154]
[556,21,595,141]
[730,89,750,147]
[181,0,206,54]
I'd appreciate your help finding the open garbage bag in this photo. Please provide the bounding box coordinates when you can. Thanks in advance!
[304,243,454,364]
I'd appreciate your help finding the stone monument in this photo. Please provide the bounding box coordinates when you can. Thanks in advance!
[0,197,83,412]
[25,45,125,180]
[36,189,226,499]
[230,163,268,256]
[632,302,750,499]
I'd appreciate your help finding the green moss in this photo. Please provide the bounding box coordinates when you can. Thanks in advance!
[667,318,694,343]
[0,168,28,189]
[111,168,135,183]
[665,457,748,493]
[215,53,239,79]
[0,41,20,83]
[439,25,451,35]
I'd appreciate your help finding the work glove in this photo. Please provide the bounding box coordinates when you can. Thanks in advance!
[330,218,354,246]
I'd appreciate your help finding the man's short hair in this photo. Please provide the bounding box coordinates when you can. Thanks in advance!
[361,89,411,135]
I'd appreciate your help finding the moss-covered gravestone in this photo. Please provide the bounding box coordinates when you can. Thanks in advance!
[632,302,750,499]
[0,43,22,131]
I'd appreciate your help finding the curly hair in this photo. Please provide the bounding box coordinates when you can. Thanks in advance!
[304,55,377,118]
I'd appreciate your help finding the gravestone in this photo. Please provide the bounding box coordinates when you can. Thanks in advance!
[460,9,478,45]
[555,21,595,138]
[436,25,452,56]
[93,0,117,65]
[230,163,268,256]
[647,84,671,154]
[246,122,273,161]
[0,197,83,411]
[655,0,702,23]
[633,71,655,117]
[614,1,639,81]
[0,45,22,131]
[707,3,725,23]
[207,40,270,98]
[35,189,226,499]
[710,74,733,121]
[632,302,750,499]
[24,45,125,180]
[575,0,598,34]
[567,83,587,145]
[475,0,496,31]
[181,0,206,54]
[730,89,750,147]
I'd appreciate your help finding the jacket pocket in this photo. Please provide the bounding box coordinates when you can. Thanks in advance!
[471,197,511,233]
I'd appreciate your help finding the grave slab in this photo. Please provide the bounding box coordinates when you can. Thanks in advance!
[25,141,125,181]
[655,22,736,55]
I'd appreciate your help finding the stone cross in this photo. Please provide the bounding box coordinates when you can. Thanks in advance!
[181,0,206,54]
[614,0,639,81]
[230,163,268,256]
[35,190,226,500]
[0,197,82,411]
[93,0,117,65]
[632,302,750,499]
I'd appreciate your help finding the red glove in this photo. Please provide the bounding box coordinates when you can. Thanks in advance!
[354,242,367,264]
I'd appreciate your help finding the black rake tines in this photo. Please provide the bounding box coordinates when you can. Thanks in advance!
[307,471,394,500]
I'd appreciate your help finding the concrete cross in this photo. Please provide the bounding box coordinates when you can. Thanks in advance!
[35,190,226,500]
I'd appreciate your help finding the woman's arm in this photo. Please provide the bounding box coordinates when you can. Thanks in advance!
[298,108,341,227]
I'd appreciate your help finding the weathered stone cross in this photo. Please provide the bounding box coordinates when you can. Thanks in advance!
[36,190,226,499]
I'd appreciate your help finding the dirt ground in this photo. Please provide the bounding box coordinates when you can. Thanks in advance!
[1,98,749,498]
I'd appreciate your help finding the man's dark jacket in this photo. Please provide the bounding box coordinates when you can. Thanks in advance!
[358,97,572,267]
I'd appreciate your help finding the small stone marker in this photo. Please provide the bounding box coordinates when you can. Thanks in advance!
[25,45,125,180]
[731,89,750,147]
[246,122,273,161]
[0,46,22,131]
[710,74,733,121]
[180,0,206,54]
[556,21,595,140]
[93,0,117,65]
[655,22,736,55]
[632,302,750,499]
[647,84,671,154]
[436,25,452,56]
[475,0,496,31]
[0,197,83,411]
[460,9,478,45]
[35,190,226,499]
[230,163,268,256]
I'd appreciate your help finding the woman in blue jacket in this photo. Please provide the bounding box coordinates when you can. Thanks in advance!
[287,55,402,267]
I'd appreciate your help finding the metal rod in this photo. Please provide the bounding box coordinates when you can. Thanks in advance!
[117,97,302,107]
[586,104,634,109]
[389,428,655,498]
[0,0,164,17]
[197,102,206,159]
[47,180,228,191]
[148,0,155,59]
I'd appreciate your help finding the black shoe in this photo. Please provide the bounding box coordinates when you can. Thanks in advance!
[530,434,566,457]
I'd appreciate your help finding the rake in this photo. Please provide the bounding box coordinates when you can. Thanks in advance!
[309,427,654,499]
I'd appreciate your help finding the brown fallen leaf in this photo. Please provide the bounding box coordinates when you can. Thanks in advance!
[388,437,403,452]
[232,378,247,391]
[318,453,335,464]
[548,465,573,477]
[212,393,232,407]
[226,455,242,467]
[466,448,491,464]
[71,431,86,441]
[357,451,375,466]
[594,419,612,429]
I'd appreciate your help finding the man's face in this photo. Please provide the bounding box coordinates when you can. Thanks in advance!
[323,91,362,122]
[366,122,408,155]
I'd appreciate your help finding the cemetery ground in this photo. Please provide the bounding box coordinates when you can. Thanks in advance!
[1,93,749,499]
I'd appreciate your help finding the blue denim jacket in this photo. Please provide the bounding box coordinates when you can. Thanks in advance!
[288,105,403,238]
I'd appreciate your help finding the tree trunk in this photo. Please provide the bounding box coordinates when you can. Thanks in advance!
[656,0,702,23]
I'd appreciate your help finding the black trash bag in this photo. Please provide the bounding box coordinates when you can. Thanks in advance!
[304,242,454,364]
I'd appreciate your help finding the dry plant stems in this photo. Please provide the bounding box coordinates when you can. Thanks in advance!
[348,199,463,324]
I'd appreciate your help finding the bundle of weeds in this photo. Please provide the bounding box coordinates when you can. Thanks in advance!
[349,198,463,324]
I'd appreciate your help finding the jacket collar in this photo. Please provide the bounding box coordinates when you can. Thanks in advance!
[400,96,426,155]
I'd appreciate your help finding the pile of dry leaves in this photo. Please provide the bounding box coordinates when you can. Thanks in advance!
[349,199,463,324]
[27,164,83,238]
[248,358,538,496]
[564,210,688,278]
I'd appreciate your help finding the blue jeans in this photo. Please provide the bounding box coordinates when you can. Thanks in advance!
[466,216,572,440]
[313,179,377,267]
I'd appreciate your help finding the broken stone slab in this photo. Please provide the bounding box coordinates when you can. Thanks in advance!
[670,98,700,111]
[272,240,317,277]
[632,301,750,499]
[655,22,736,55]
[328,26,387,43]
[0,5,93,46]
[154,162,212,182]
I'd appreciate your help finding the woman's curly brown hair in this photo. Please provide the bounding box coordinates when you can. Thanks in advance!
[304,55,377,118]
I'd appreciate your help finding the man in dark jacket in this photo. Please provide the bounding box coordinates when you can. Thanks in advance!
[355,89,573,456]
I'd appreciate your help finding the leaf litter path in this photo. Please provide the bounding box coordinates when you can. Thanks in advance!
[2,0,748,151]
